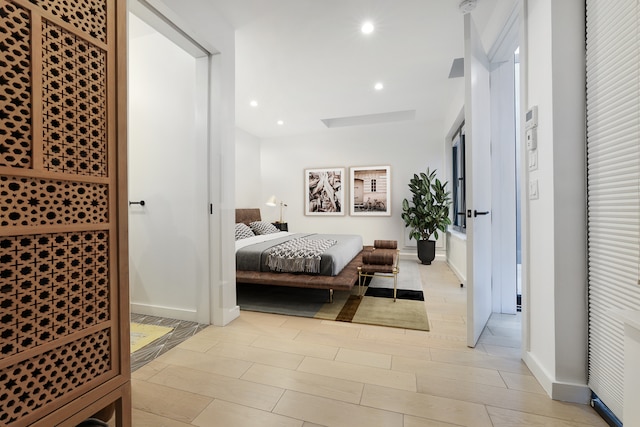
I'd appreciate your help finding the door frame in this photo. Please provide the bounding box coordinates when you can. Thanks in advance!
[488,6,521,316]
[463,2,526,347]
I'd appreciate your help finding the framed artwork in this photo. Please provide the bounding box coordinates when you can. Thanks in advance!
[305,167,345,215]
[350,165,391,216]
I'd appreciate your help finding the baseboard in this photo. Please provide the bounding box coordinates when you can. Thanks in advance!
[446,260,466,284]
[130,302,198,323]
[222,305,241,326]
[523,351,591,404]
[552,382,591,404]
[399,251,446,262]
[398,251,415,260]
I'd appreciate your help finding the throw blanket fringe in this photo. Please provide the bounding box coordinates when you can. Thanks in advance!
[266,238,337,273]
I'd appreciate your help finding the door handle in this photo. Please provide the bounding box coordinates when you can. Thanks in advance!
[129,200,145,206]
[474,210,489,217]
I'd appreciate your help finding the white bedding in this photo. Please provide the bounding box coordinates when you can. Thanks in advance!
[235,231,291,252]
[235,232,363,276]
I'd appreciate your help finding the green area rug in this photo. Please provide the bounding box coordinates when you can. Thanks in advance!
[237,260,429,331]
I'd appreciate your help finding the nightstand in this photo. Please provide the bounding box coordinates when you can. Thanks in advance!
[272,222,288,231]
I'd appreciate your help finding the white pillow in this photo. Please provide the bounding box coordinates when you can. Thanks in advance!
[250,221,280,235]
[235,223,255,240]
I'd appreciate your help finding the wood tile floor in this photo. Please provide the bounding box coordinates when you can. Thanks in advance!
[123,260,607,426]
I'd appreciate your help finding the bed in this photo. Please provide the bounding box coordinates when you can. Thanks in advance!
[234,208,364,297]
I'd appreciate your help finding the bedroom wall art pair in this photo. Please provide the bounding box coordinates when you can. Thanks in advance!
[305,166,391,217]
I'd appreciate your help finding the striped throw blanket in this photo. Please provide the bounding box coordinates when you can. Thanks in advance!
[266,238,337,273]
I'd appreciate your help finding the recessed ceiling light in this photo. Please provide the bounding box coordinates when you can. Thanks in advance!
[250,100,258,107]
[277,120,284,126]
[361,21,374,34]
[374,82,384,91]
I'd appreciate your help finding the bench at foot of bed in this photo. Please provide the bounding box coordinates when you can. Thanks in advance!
[357,241,399,301]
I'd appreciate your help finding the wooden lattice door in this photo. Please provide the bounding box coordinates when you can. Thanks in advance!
[0,0,130,425]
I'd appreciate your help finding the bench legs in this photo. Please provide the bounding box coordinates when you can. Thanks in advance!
[357,266,400,302]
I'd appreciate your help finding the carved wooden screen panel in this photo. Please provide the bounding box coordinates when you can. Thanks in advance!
[0,0,129,425]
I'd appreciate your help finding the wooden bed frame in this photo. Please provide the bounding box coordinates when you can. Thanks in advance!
[235,208,364,298]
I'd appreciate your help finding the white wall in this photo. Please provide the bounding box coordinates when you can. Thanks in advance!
[128,16,210,322]
[522,0,588,403]
[151,0,238,326]
[256,121,445,253]
[444,108,467,281]
[444,107,466,278]
[235,128,262,208]
[447,231,467,284]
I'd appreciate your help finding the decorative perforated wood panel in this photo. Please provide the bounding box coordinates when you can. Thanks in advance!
[32,0,108,43]
[0,0,128,425]
[0,328,111,425]
[0,231,110,356]
[42,19,107,177]
[0,1,32,168]
[0,175,108,226]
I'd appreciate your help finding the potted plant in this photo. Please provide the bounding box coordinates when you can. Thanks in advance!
[401,168,452,264]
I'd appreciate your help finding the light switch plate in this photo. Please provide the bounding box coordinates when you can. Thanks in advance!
[529,150,538,171]
[526,127,537,150]
[529,179,539,200]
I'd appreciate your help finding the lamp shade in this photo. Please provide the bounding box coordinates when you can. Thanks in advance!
[265,195,277,207]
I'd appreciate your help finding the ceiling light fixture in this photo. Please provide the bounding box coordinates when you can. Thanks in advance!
[250,100,258,107]
[277,120,284,126]
[361,21,374,34]
[374,82,384,91]
[458,0,477,14]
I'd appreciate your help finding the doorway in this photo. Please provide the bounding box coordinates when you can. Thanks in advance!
[490,43,521,316]
[463,5,523,346]
[127,5,211,324]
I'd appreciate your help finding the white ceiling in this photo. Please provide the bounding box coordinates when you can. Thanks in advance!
[205,0,502,139]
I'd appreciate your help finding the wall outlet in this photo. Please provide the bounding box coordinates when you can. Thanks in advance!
[529,179,539,200]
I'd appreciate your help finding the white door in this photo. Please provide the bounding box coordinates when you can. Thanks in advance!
[127,12,210,324]
[464,13,493,347]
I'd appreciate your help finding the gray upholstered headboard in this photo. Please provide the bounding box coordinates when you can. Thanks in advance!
[235,208,261,225]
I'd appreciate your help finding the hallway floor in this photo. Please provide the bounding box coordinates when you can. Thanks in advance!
[124,261,606,426]
[130,313,208,372]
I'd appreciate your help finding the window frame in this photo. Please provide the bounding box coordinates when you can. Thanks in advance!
[451,123,466,232]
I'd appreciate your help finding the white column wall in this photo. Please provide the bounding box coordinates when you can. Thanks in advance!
[522,0,589,402]
[548,0,588,393]
[525,0,557,382]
